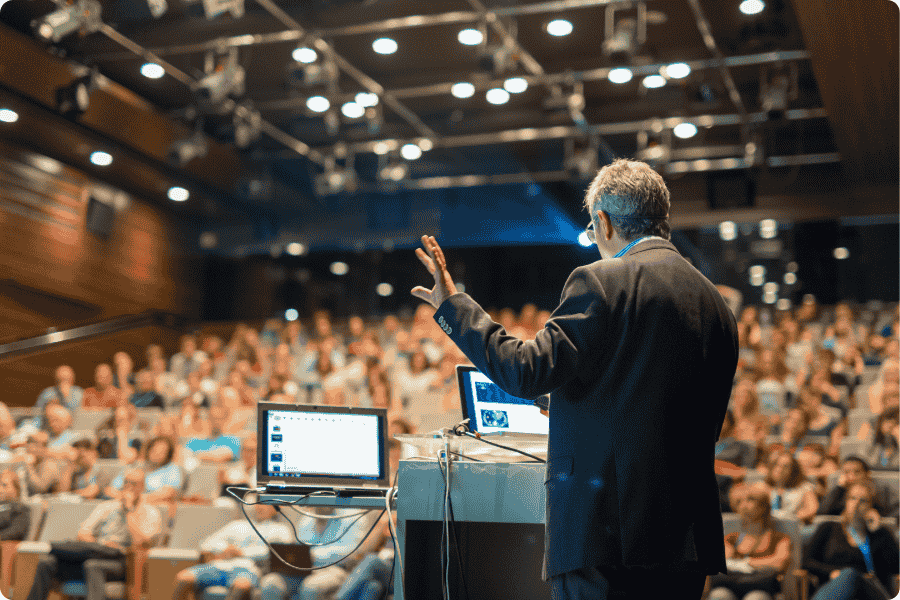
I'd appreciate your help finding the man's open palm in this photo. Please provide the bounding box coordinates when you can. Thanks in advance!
[411,235,457,309]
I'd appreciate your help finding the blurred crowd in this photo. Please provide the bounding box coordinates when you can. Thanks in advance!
[0,297,897,600]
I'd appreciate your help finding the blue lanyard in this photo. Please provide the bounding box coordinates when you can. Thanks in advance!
[614,236,655,258]
[846,525,875,574]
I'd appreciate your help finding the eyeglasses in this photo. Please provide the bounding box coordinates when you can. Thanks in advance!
[585,221,595,242]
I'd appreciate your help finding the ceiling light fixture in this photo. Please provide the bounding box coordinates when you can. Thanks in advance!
[458,28,483,46]
[372,37,398,55]
[739,0,765,15]
[546,19,573,36]
[355,92,379,107]
[486,88,510,105]
[32,0,102,43]
[341,101,365,119]
[306,95,330,113]
[0,108,19,123]
[401,143,422,160]
[608,67,633,84]
[140,63,165,79]
[673,122,698,138]
[451,82,475,99]
[417,138,434,152]
[503,77,528,93]
[89,151,112,166]
[292,46,317,64]
[663,62,691,79]
[642,74,666,88]
[168,186,190,201]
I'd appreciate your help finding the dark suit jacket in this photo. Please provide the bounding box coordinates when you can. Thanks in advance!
[434,238,739,581]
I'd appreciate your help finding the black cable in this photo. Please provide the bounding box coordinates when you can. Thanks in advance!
[226,486,386,572]
[436,452,470,600]
[458,431,546,463]
[449,450,484,462]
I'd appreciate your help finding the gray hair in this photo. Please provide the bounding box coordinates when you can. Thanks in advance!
[584,158,672,241]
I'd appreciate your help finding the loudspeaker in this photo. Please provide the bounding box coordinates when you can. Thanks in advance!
[85,195,115,239]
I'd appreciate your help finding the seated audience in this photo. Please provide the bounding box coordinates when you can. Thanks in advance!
[796,385,845,458]
[227,370,258,408]
[59,439,101,500]
[759,408,812,469]
[861,405,899,472]
[708,482,792,600]
[34,365,83,424]
[394,350,437,409]
[170,334,207,381]
[818,456,898,519]
[794,443,838,496]
[868,359,899,414]
[174,370,214,409]
[858,384,900,441]
[173,493,293,600]
[176,401,211,439]
[763,451,818,526]
[129,370,165,408]
[95,405,143,462]
[43,405,80,459]
[0,468,30,540]
[804,481,899,600]
[220,434,257,495]
[112,351,136,397]
[184,406,241,463]
[14,432,62,496]
[715,409,757,481]
[105,436,182,505]
[217,388,253,433]
[23,468,162,600]
[82,364,124,410]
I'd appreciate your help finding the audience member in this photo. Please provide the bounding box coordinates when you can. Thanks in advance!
[173,493,293,600]
[184,406,240,463]
[794,442,838,496]
[176,400,211,439]
[112,352,136,397]
[804,481,899,600]
[81,364,124,410]
[43,405,80,459]
[861,405,899,472]
[796,384,845,456]
[23,467,161,600]
[227,370,259,407]
[868,359,899,414]
[106,436,182,505]
[818,456,898,519]
[220,434,256,495]
[763,451,818,526]
[95,405,142,462]
[0,469,30,540]
[715,409,757,481]
[15,432,62,496]
[170,335,207,381]
[708,482,792,600]
[34,365,83,424]
[174,370,214,409]
[59,439,100,500]
[394,350,437,409]
[729,379,771,450]
[129,370,165,408]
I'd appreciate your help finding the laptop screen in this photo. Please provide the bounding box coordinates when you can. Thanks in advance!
[456,365,549,435]
[257,402,389,489]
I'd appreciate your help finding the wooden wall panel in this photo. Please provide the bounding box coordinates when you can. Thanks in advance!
[0,140,203,344]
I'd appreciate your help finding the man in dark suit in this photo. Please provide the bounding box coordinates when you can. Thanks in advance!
[411,158,739,599]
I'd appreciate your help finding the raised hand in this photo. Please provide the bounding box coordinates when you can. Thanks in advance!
[411,235,458,309]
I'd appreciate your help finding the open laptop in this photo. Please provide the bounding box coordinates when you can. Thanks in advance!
[257,402,391,496]
[456,365,549,437]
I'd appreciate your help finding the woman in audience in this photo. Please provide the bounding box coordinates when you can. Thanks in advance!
[861,405,899,472]
[176,400,211,439]
[794,442,839,498]
[95,405,143,462]
[59,438,100,499]
[708,482,792,600]
[730,379,771,454]
[170,334,207,381]
[394,349,437,410]
[818,456,898,519]
[34,365,83,421]
[868,359,899,414]
[804,481,899,600]
[763,450,818,526]
[797,384,846,457]
[227,369,259,407]
[862,332,888,366]
[106,435,182,505]
[112,351,136,396]
[144,343,164,370]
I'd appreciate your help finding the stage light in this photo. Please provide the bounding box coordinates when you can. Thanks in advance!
[315,165,357,196]
[306,96,330,113]
[89,151,112,166]
[140,63,165,79]
[451,82,475,98]
[458,28,483,45]
[146,0,167,18]
[0,109,18,123]
[341,101,365,119]
[578,231,592,247]
[749,265,766,278]
[56,69,99,118]
[642,74,666,89]
[401,143,422,160]
[168,186,190,201]
[784,272,797,285]
[504,77,528,93]
[833,247,849,260]
[673,122,698,138]
[292,46,317,64]
[286,242,305,256]
[330,261,349,275]
[547,19,573,36]
[486,88,510,105]
[608,68,633,84]
[376,283,394,297]
[719,221,737,241]
[355,92,378,107]
[417,138,434,152]
[763,291,777,304]
[739,0,764,15]
[33,0,102,43]
[759,219,778,239]
[763,282,779,294]
[285,308,299,321]
[372,37,398,54]
[663,62,691,79]
[193,48,245,105]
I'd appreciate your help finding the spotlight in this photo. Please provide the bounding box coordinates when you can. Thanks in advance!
[608,68,633,84]
[168,127,208,166]
[458,28,483,46]
[56,68,100,118]
[642,74,666,89]
[292,46,317,64]
[503,77,528,93]
[355,92,379,107]
[193,48,245,106]
[673,122,697,138]
[663,62,691,79]
[89,151,112,166]
[32,0,102,43]
[306,96,330,113]
[0,108,19,123]
[372,37,398,54]
[739,0,764,15]
[330,261,349,275]
[401,143,422,160]
[485,88,510,105]
[146,0,167,18]
[451,82,475,99]
[168,187,189,201]
[376,283,393,297]
[291,60,338,88]
[140,63,165,79]
[546,19,573,36]
[286,242,305,256]
[341,101,365,119]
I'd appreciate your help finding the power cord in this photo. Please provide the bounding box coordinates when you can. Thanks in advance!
[436,443,471,600]
[447,419,546,464]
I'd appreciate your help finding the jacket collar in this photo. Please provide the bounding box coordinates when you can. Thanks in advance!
[622,237,679,258]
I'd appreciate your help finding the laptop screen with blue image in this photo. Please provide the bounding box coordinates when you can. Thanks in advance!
[456,365,549,435]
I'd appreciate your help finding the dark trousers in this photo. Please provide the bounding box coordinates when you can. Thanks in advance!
[26,554,127,600]
[550,565,708,600]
